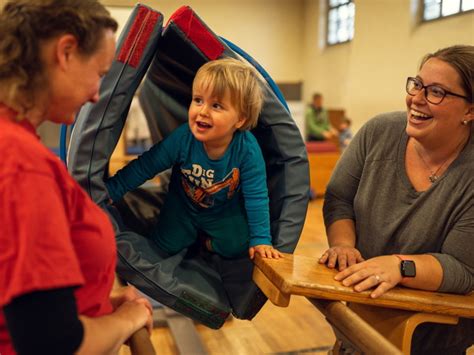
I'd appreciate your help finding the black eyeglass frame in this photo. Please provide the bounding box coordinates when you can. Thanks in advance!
[406,77,469,105]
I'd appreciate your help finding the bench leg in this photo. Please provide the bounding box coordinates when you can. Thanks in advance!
[348,303,459,354]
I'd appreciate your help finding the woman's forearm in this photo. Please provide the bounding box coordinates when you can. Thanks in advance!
[326,219,357,247]
[396,254,443,291]
[76,302,149,355]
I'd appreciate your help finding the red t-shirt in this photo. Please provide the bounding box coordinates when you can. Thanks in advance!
[0,105,117,355]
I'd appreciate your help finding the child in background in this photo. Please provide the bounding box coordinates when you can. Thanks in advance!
[338,117,353,151]
[107,58,282,260]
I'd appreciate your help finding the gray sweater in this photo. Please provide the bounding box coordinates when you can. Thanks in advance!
[323,111,473,352]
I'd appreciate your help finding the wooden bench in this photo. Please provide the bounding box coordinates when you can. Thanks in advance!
[306,141,340,197]
[253,253,474,354]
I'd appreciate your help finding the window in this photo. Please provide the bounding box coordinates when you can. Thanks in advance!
[327,0,355,46]
[423,0,474,21]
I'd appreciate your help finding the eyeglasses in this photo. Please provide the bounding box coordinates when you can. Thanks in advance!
[406,77,469,105]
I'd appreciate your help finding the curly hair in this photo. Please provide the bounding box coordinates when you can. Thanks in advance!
[0,0,118,112]
[192,58,264,130]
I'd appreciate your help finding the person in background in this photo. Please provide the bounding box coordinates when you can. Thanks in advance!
[305,92,338,141]
[0,1,152,354]
[107,58,282,260]
[338,117,353,151]
[319,45,473,354]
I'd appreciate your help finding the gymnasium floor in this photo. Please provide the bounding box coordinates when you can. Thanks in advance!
[120,199,334,354]
[120,199,474,355]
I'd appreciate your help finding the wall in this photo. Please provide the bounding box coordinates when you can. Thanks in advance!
[107,0,305,82]
[2,0,472,135]
[302,0,474,131]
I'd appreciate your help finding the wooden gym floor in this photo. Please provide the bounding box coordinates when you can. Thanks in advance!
[120,199,333,355]
[120,199,474,355]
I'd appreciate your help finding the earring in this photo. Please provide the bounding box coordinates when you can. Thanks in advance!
[462,120,469,125]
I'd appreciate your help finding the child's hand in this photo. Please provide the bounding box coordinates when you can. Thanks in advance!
[249,245,283,259]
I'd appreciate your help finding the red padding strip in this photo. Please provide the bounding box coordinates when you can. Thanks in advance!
[117,6,160,68]
[168,6,224,60]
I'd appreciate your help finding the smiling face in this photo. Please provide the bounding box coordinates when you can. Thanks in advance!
[188,84,246,158]
[46,29,116,125]
[405,57,473,146]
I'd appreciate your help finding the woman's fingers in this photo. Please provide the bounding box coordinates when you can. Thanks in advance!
[320,247,363,270]
[337,254,348,270]
[327,250,339,268]
[352,274,382,292]
[135,299,154,334]
[370,281,394,298]
[318,252,328,264]
[334,255,401,297]
[338,267,369,285]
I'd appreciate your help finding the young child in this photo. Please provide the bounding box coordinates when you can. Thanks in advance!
[106,58,282,260]
[338,117,353,151]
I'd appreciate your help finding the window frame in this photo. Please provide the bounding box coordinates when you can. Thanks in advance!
[326,0,355,47]
[421,0,474,23]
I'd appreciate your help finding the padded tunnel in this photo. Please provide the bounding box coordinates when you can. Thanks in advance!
[67,4,309,329]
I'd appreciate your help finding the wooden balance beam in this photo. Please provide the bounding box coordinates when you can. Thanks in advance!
[253,253,474,354]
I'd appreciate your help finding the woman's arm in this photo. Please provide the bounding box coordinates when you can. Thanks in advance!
[327,218,357,247]
[335,203,474,297]
[3,287,152,355]
[77,299,151,354]
[320,121,371,270]
[334,254,443,298]
[397,254,443,290]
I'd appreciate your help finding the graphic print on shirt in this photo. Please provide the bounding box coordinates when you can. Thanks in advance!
[181,164,240,208]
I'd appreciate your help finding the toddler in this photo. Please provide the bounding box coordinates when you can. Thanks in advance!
[107,58,282,260]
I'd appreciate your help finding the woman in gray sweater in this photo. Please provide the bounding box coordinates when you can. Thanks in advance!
[320,45,473,353]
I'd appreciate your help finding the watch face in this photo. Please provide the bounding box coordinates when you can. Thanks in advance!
[401,260,416,277]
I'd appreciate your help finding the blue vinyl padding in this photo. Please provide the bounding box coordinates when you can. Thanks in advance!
[220,37,290,113]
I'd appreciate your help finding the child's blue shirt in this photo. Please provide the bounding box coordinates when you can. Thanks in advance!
[106,124,271,246]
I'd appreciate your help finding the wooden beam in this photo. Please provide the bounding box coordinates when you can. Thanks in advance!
[253,267,290,307]
[310,299,402,355]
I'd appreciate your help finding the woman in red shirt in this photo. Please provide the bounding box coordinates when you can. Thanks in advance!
[0,1,152,354]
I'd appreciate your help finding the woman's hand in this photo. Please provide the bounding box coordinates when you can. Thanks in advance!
[334,255,402,298]
[249,245,283,259]
[319,246,364,270]
[114,298,154,335]
[110,285,153,328]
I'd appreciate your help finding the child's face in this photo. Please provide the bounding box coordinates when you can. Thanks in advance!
[188,85,246,153]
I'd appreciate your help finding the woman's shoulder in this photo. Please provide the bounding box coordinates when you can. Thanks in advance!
[0,121,65,179]
[359,111,406,140]
[364,111,406,130]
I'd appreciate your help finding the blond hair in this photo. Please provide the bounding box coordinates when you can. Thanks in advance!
[192,58,264,130]
[0,0,117,113]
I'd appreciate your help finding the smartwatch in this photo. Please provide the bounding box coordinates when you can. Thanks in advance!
[394,255,416,278]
